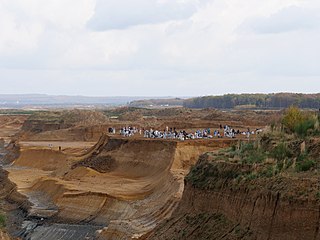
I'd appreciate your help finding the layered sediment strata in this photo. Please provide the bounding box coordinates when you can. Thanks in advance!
[150,156,320,240]
[5,136,232,239]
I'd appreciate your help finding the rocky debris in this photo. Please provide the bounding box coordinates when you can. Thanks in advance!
[22,223,100,240]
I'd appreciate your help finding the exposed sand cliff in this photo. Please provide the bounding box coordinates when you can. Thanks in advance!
[149,155,320,240]
[5,135,232,239]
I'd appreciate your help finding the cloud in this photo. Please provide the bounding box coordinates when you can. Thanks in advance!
[0,0,95,57]
[241,6,320,34]
[0,0,320,96]
[87,0,199,31]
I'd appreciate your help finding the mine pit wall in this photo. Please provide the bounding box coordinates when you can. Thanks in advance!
[6,137,236,239]
[173,140,232,171]
[95,138,235,239]
[103,138,178,176]
[0,168,31,238]
[97,137,234,175]
[28,178,136,227]
[0,168,30,211]
[1,142,20,165]
[175,176,320,240]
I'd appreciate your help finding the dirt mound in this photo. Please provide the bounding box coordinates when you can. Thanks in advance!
[64,109,109,126]
[118,111,144,121]
[0,115,27,128]
[23,125,109,142]
[149,108,193,118]
[202,110,221,120]
[22,110,109,133]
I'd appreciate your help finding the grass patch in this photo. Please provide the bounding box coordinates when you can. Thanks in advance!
[296,159,315,172]
[294,118,316,138]
[260,165,274,178]
[295,152,316,172]
[226,142,267,164]
[186,162,239,190]
[270,142,292,162]
[0,214,6,228]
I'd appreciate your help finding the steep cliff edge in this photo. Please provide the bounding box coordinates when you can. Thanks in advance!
[150,154,320,240]
[0,167,31,239]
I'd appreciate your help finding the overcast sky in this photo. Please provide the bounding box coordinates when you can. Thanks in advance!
[0,0,319,96]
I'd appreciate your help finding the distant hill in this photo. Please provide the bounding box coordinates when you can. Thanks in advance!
[183,93,320,109]
[2,93,319,110]
[0,94,162,108]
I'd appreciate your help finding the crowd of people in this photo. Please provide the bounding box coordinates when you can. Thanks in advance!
[119,127,141,137]
[108,125,262,141]
[144,128,194,140]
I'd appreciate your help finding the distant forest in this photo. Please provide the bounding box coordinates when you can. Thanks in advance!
[183,93,320,109]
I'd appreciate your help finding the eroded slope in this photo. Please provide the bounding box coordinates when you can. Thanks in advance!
[5,135,231,239]
[150,152,320,240]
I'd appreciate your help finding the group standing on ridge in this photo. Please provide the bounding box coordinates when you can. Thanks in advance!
[108,125,262,141]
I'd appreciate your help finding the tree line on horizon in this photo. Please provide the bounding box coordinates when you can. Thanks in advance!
[183,93,320,109]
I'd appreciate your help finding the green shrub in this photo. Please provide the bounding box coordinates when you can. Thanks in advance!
[296,159,315,172]
[294,118,315,138]
[297,152,308,162]
[240,142,254,153]
[186,162,239,189]
[271,142,292,162]
[271,143,294,171]
[246,173,258,180]
[0,214,6,228]
[282,106,318,137]
[260,165,274,178]
[238,142,267,164]
[242,151,266,164]
[282,106,304,133]
[276,161,284,171]
[285,158,294,169]
[230,144,237,151]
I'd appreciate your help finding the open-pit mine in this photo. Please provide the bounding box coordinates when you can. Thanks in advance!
[0,108,319,240]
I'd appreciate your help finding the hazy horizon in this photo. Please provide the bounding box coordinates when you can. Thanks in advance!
[0,92,319,98]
